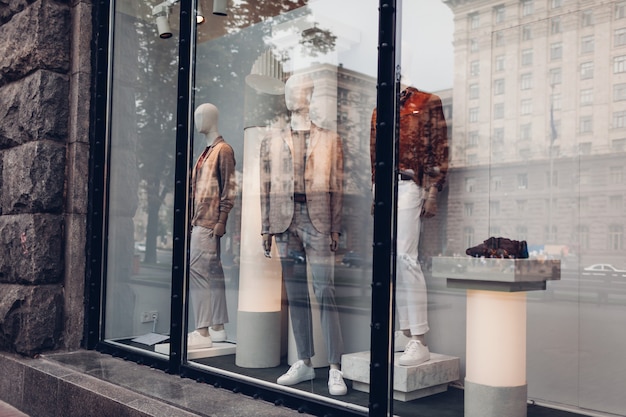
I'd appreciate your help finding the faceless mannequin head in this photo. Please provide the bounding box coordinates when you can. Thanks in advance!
[194,103,220,144]
[285,74,314,113]
[285,75,314,130]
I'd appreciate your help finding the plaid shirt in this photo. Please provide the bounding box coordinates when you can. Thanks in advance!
[370,87,449,191]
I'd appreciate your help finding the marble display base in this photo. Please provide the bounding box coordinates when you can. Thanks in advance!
[341,351,460,402]
[432,257,560,292]
[155,342,236,360]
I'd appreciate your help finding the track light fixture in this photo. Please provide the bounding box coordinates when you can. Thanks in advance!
[197,3,205,24]
[153,0,213,39]
[152,0,177,39]
[213,0,228,16]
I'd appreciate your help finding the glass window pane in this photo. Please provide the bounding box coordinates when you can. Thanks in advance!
[186,0,378,408]
[430,1,626,416]
[104,2,177,347]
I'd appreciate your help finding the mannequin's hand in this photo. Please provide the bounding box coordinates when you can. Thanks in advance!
[330,232,340,252]
[215,212,228,236]
[421,188,438,218]
[262,233,272,257]
[213,222,226,237]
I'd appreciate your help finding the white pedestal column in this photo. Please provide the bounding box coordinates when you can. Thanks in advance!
[465,290,527,417]
[235,126,283,368]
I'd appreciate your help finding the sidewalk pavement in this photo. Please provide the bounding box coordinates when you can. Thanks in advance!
[0,401,28,417]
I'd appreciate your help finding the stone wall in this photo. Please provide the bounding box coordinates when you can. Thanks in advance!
[0,0,92,355]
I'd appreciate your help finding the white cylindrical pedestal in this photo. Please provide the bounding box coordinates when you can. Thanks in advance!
[465,290,527,417]
[235,126,283,368]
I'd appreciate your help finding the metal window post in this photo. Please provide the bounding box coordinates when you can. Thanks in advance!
[369,0,400,415]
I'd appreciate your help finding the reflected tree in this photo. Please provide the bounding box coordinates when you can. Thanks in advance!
[135,16,177,264]
[132,0,339,263]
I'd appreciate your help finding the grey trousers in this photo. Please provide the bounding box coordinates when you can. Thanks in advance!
[274,202,344,364]
[189,226,228,329]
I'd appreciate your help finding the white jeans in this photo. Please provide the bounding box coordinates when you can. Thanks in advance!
[396,180,429,336]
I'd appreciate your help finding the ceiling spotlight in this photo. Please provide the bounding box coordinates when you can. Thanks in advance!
[213,0,228,16]
[152,3,173,39]
[153,0,207,39]
[196,3,205,24]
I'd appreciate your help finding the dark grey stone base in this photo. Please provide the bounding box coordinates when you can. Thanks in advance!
[235,310,281,368]
[465,380,527,417]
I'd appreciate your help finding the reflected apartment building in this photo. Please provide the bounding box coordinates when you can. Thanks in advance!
[443,0,626,267]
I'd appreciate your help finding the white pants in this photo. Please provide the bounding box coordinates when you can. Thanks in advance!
[396,180,429,336]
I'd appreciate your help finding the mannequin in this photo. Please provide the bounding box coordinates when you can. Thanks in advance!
[370,86,449,366]
[188,103,236,349]
[259,74,347,396]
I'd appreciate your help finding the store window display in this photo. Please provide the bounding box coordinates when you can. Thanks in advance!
[260,74,347,396]
[370,86,449,365]
[188,103,237,350]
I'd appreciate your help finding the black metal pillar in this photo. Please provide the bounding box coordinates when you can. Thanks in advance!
[369,0,400,415]
[86,0,112,350]
[169,0,195,374]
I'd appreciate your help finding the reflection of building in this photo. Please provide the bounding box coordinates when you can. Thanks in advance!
[420,89,453,264]
[443,0,626,265]
[336,66,377,255]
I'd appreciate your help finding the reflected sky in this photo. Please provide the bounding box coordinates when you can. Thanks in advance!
[299,0,454,91]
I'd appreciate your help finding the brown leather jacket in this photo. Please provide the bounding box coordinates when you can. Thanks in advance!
[370,87,449,191]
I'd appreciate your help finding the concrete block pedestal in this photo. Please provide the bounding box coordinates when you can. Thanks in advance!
[341,351,460,402]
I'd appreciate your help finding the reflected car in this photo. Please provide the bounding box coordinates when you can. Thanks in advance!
[583,264,626,273]
[341,251,363,268]
[134,242,146,253]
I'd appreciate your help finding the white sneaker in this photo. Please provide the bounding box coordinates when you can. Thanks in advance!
[398,340,430,366]
[394,330,411,352]
[209,327,227,342]
[328,369,348,396]
[187,330,212,349]
[277,360,315,386]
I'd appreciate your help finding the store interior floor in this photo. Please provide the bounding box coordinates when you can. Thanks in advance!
[197,354,584,417]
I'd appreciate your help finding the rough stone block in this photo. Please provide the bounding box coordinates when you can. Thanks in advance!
[0,154,3,215]
[70,1,92,76]
[63,213,86,350]
[0,214,64,285]
[66,142,89,214]
[0,284,64,356]
[69,70,92,144]
[0,70,69,147]
[0,0,33,25]
[0,141,65,214]
[0,0,70,87]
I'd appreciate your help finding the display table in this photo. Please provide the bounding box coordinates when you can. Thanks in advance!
[432,257,560,417]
